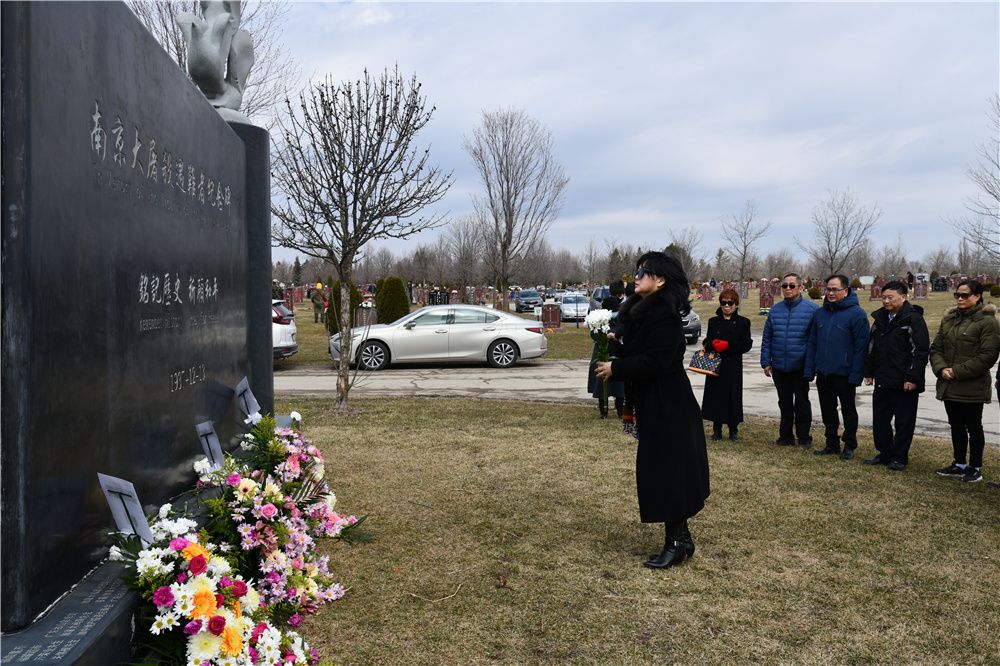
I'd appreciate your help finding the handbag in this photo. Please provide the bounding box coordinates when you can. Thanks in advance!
[687,349,721,377]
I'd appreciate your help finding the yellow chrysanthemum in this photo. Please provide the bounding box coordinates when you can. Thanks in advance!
[189,589,217,620]
[220,625,243,657]
[181,542,211,561]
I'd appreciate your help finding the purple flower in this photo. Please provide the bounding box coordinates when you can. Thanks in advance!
[226,472,241,487]
[169,537,189,551]
[152,586,175,608]
[287,613,302,628]
[183,619,202,635]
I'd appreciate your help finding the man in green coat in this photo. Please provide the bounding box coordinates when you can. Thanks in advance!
[930,279,1000,483]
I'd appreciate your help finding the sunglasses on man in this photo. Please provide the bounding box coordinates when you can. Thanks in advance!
[779,283,798,289]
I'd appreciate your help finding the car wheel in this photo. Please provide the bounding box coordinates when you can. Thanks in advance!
[487,339,519,368]
[357,341,389,371]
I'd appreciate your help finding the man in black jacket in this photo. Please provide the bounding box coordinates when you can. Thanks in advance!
[862,281,930,470]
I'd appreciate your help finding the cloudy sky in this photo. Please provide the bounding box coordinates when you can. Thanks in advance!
[274,1,999,266]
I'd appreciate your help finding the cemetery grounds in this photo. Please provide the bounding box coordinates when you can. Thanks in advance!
[278,289,999,664]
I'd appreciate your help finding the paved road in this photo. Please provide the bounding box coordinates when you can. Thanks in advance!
[274,334,1000,443]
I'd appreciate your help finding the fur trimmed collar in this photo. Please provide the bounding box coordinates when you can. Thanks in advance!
[618,288,680,324]
[943,302,997,318]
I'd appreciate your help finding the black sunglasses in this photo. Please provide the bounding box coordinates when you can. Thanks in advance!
[635,267,658,280]
[954,291,974,300]
[779,283,798,289]
[720,300,736,306]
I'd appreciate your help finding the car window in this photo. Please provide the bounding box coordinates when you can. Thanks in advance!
[452,309,487,324]
[520,290,539,298]
[411,312,450,327]
[485,313,500,323]
[564,295,586,304]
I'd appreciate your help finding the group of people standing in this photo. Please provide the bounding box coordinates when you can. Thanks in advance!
[590,258,997,571]
[702,272,999,484]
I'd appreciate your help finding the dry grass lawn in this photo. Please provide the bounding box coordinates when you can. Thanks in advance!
[279,396,1000,665]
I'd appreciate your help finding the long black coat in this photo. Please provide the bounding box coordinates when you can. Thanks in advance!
[701,311,753,425]
[611,290,710,523]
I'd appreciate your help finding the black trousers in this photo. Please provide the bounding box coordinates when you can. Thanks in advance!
[944,401,986,468]
[771,369,812,445]
[816,373,858,449]
[872,387,919,464]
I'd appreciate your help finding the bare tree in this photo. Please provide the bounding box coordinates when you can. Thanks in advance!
[667,226,703,281]
[126,0,299,127]
[580,237,601,287]
[873,234,909,279]
[464,109,568,310]
[271,68,452,407]
[368,247,396,281]
[761,248,799,280]
[952,95,1000,267]
[796,189,881,277]
[444,217,483,298]
[922,245,957,276]
[720,201,771,284]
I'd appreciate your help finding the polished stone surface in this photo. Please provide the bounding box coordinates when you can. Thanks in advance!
[1,1,250,632]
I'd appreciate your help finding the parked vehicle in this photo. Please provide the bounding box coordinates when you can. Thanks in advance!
[682,310,701,344]
[558,292,589,321]
[329,305,547,370]
[272,300,298,359]
[589,286,610,311]
[514,289,543,313]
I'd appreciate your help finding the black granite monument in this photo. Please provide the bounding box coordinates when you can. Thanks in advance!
[2,2,272,660]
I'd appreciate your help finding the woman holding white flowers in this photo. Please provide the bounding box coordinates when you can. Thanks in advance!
[595,251,710,569]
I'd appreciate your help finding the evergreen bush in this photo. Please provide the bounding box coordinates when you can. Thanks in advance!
[850,277,862,289]
[990,284,1000,298]
[807,286,822,300]
[376,276,410,324]
[327,280,362,334]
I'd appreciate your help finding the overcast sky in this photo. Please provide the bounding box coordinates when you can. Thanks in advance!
[274,1,999,267]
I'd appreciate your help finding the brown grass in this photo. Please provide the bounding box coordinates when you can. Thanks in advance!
[280,396,1000,665]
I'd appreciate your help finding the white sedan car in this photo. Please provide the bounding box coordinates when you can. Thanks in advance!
[329,305,547,370]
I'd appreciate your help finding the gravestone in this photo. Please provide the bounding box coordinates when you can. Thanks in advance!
[1,1,271,659]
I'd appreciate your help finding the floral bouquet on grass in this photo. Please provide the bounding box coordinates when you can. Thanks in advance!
[196,412,364,626]
[110,506,319,665]
[585,308,616,406]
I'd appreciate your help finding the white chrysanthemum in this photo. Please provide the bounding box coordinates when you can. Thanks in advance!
[290,410,302,422]
[207,556,231,576]
[108,546,124,561]
[158,503,172,518]
[311,463,325,482]
[217,542,231,553]
[325,493,337,511]
[585,308,614,334]
[290,634,307,663]
[136,554,162,577]
[187,630,222,662]
[160,611,181,631]
[242,586,260,613]
[149,614,169,635]
[193,458,212,475]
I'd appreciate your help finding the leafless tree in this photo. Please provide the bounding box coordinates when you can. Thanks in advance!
[720,201,771,284]
[873,235,909,279]
[667,226,703,281]
[367,247,396,282]
[271,68,452,406]
[795,189,881,277]
[126,0,299,127]
[464,109,568,310]
[580,237,601,287]
[761,248,800,280]
[952,95,1000,267]
[922,245,957,276]
[444,217,483,297]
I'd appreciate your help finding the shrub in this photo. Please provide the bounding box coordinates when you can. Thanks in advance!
[376,276,410,324]
[375,278,385,296]
[850,277,862,289]
[807,286,822,300]
[990,284,1000,298]
[327,280,362,334]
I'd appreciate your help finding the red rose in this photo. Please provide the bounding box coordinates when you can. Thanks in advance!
[215,593,226,609]
[711,339,729,353]
[232,580,248,598]
[188,554,207,576]
[207,615,226,636]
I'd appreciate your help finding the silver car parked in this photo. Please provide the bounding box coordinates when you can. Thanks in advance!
[329,305,548,371]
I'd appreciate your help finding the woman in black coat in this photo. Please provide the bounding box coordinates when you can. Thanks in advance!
[587,281,626,417]
[595,252,710,569]
[701,288,753,441]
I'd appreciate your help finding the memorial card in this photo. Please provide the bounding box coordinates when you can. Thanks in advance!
[195,421,224,471]
[97,473,154,545]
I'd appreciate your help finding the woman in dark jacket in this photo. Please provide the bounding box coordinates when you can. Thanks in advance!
[595,252,710,569]
[587,281,626,418]
[701,288,753,441]
[930,279,1000,483]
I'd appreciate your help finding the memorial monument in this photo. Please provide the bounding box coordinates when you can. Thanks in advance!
[1,2,272,661]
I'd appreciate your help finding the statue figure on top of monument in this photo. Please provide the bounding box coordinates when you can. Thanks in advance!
[177,1,255,123]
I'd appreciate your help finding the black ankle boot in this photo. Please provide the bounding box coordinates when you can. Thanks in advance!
[711,423,723,441]
[644,539,687,569]
[728,425,738,442]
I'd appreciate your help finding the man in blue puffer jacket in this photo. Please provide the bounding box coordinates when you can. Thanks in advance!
[761,273,820,448]
[804,274,870,460]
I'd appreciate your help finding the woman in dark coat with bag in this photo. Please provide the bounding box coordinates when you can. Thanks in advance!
[701,288,753,441]
[595,252,710,569]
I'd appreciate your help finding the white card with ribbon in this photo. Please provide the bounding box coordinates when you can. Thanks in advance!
[234,376,261,419]
[97,473,154,545]
[195,421,224,471]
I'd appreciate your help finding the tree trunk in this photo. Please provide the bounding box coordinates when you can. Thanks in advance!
[336,268,353,408]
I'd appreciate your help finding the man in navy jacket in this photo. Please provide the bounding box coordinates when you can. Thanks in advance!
[761,273,820,448]
[805,274,870,460]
